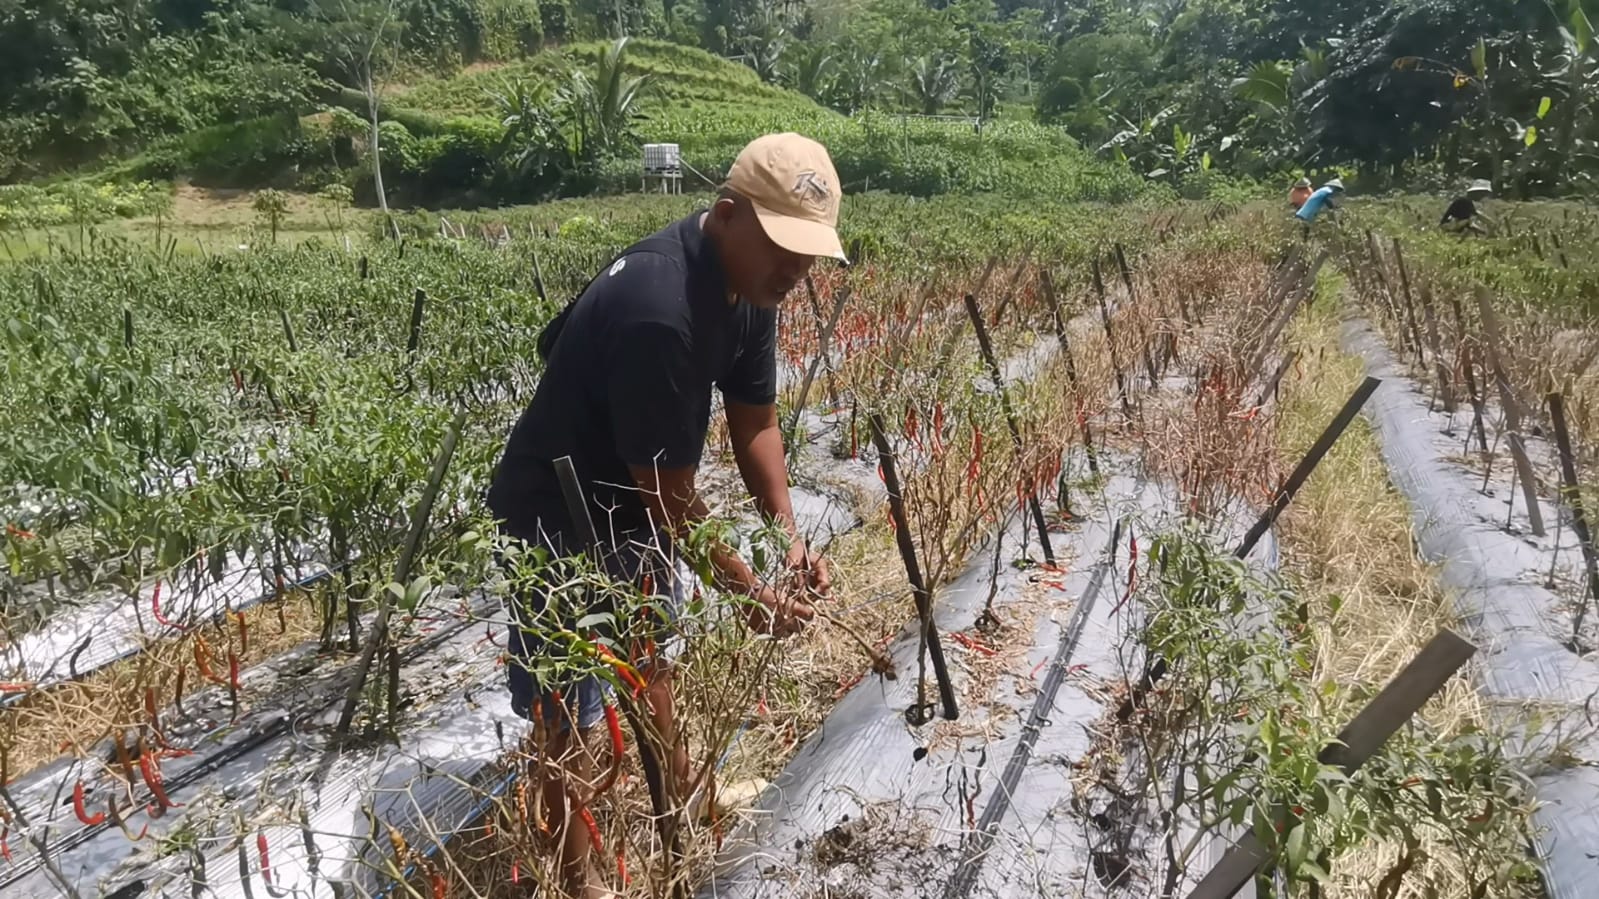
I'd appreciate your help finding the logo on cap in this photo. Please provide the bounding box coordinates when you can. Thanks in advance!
[792,171,831,208]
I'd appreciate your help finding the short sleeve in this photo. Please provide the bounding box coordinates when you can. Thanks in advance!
[720,308,777,406]
[608,319,704,469]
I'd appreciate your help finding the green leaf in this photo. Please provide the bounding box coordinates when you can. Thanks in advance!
[1574,5,1593,55]
[1471,38,1487,80]
[576,612,614,631]
[1232,60,1292,111]
[1201,151,1212,172]
[1538,96,1553,119]
[1298,860,1330,882]
[1285,823,1307,871]
[1525,124,1538,147]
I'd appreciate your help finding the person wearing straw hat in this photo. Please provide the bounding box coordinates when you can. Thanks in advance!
[487,132,845,898]
[1289,176,1313,210]
[1441,179,1496,234]
[1294,177,1344,223]
[1293,176,1344,238]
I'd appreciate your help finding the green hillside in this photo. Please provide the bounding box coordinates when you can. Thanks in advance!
[396,39,827,121]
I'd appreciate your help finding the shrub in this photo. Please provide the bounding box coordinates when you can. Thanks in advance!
[0,181,171,229]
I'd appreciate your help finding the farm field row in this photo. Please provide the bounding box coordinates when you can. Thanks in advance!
[0,193,1589,898]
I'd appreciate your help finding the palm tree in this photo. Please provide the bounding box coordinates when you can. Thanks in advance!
[558,37,652,164]
[908,56,960,116]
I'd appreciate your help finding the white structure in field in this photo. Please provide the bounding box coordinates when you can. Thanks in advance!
[643,142,682,194]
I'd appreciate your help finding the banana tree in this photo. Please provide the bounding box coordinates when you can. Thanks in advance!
[1550,1,1597,191]
[1099,106,1209,183]
[907,55,961,116]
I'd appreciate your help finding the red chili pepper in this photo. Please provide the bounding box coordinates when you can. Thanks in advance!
[951,632,998,656]
[173,664,188,719]
[151,580,186,631]
[144,687,169,748]
[227,651,242,721]
[138,745,181,812]
[833,672,864,699]
[429,871,446,899]
[4,523,33,540]
[592,703,626,797]
[231,369,244,393]
[604,703,625,758]
[618,840,630,885]
[1113,532,1140,614]
[510,860,520,885]
[593,644,647,695]
[257,832,276,885]
[0,683,33,694]
[756,689,769,717]
[113,731,136,781]
[578,806,604,854]
[966,431,984,484]
[73,780,105,826]
[0,828,9,862]
[193,638,214,679]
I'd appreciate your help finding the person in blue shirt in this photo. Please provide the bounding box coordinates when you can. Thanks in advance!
[1295,177,1344,225]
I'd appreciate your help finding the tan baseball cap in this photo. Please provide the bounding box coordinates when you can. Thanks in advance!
[726,133,847,263]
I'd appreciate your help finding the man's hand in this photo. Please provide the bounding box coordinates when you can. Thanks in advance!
[784,538,831,598]
[742,579,815,637]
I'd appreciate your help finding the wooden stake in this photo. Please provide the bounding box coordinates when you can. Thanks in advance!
[789,285,851,438]
[869,413,959,724]
[1092,256,1134,420]
[332,410,466,740]
[1120,377,1381,723]
[1186,631,1476,899]
[1550,394,1599,637]
[1387,238,1427,368]
[965,293,1063,558]
[804,276,843,413]
[1506,432,1547,537]
[1114,244,1160,388]
[1041,271,1099,474]
[406,288,427,355]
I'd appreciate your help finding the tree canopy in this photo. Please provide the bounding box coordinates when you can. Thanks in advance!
[0,0,1595,197]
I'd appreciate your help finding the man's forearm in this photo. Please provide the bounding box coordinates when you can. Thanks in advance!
[731,418,796,536]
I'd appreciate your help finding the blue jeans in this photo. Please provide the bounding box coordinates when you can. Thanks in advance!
[501,532,684,731]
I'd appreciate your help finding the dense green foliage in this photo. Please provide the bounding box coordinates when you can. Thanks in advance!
[3,0,1595,201]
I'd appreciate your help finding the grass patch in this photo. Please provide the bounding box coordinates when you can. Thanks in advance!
[1272,267,1542,898]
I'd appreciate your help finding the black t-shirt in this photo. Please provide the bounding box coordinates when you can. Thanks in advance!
[487,211,777,552]
[1441,196,1476,225]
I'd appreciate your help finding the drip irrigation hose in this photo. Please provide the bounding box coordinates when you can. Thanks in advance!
[942,519,1123,899]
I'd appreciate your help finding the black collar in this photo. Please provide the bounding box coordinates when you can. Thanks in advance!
[676,210,730,308]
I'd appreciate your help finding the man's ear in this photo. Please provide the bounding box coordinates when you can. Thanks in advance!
[710,195,741,225]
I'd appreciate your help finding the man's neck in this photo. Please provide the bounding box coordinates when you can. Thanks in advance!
[699,211,739,306]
